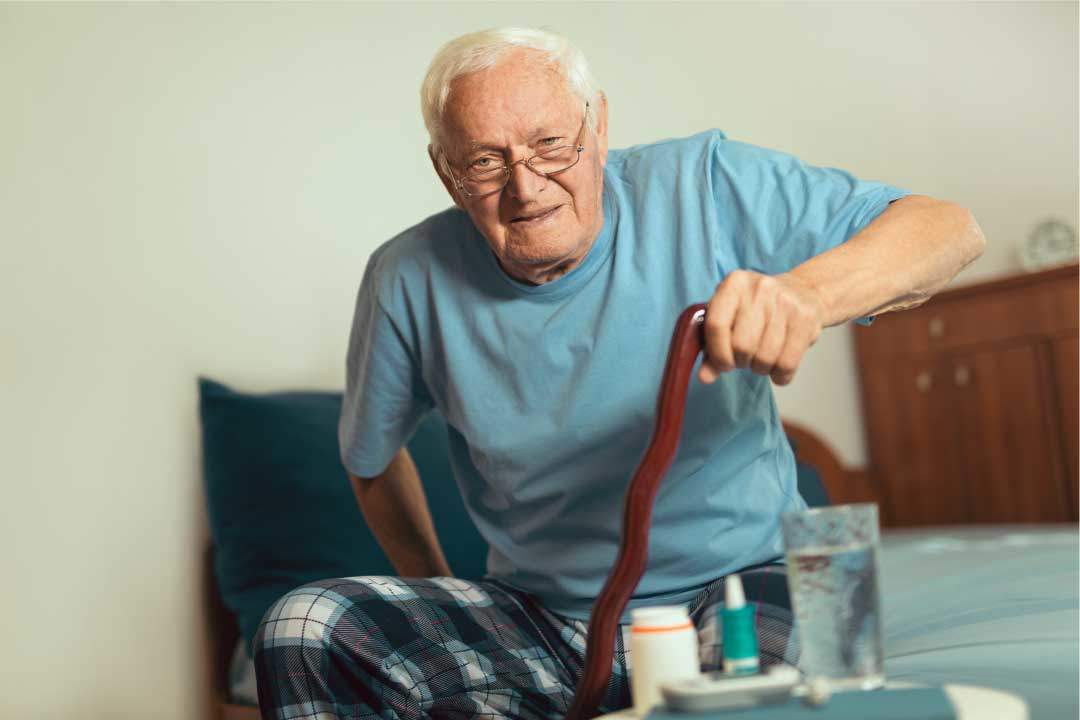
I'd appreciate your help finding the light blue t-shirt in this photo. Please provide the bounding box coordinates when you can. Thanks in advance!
[340,129,908,620]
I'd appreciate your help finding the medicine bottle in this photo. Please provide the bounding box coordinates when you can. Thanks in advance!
[629,605,700,714]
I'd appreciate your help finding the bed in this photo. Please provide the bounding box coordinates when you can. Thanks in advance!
[200,380,1079,719]
[878,525,1078,718]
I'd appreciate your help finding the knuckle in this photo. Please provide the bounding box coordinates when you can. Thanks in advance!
[704,315,727,334]
[728,270,751,287]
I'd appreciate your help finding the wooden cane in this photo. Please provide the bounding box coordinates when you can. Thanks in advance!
[563,303,708,720]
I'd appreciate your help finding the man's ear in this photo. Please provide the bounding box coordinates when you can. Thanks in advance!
[593,92,609,167]
[428,145,465,210]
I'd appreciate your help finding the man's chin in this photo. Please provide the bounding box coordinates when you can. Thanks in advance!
[499,243,580,284]
[507,224,578,255]
[508,241,577,267]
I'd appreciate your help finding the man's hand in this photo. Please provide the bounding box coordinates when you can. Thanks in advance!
[699,270,826,387]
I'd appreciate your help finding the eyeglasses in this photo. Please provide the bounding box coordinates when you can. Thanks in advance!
[447,102,589,199]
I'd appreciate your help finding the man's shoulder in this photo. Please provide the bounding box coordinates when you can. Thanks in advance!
[606,130,804,196]
[367,206,472,283]
[608,129,728,168]
[608,129,794,171]
[360,206,475,315]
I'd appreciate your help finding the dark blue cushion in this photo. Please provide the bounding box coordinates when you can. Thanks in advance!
[788,435,832,508]
[199,378,487,651]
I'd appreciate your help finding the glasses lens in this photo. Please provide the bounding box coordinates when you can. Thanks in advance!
[462,166,506,195]
[532,146,580,174]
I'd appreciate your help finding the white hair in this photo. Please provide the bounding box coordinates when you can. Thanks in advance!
[420,27,601,165]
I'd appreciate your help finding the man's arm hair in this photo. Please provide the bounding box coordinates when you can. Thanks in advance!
[790,195,985,326]
[350,447,453,578]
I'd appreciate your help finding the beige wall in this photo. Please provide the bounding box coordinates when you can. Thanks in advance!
[1,3,1076,717]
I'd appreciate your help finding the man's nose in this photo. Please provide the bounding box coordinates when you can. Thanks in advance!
[505,158,546,202]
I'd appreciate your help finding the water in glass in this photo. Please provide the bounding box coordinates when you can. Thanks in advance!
[782,504,885,690]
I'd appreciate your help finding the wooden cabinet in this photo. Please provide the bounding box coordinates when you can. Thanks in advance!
[855,264,1078,526]
[1051,335,1079,507]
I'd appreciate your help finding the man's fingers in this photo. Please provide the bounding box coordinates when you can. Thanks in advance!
[699,283,740,383]
[750,311,787,376]
[699,270,825,386]
[770,316,817,385]
[729,295,768,370]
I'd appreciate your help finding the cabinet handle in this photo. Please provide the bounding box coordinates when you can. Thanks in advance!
[954,365,971,387]
[928,317,946,339]
[916,371,933,392]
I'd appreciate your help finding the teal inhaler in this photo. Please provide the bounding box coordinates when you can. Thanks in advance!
[721,573,760,675]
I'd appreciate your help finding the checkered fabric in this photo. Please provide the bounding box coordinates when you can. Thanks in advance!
[253,564,796,719]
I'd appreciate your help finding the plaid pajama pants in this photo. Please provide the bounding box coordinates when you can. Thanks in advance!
[253,563,797,720]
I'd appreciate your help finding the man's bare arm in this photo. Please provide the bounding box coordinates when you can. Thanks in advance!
[787,194,986,325]
[699,195,985,385]
[350,447,453,578]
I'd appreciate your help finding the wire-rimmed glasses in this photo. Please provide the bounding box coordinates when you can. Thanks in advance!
[447,102,589,199]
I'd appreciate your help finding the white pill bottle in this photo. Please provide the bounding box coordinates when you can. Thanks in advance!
[629,605,700,715]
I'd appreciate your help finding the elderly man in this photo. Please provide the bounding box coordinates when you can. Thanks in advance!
[254,27,983,719]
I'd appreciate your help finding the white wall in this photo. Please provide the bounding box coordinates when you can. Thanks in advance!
[1,3,1075,717]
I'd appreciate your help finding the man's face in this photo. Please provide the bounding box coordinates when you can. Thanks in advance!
[434,49,608,285]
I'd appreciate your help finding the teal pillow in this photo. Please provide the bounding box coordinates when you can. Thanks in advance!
[787,435,831,508]
[199,378,487,651]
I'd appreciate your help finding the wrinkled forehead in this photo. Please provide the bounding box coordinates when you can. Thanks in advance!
[441,51,579,156]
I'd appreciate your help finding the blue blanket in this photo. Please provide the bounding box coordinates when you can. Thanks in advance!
[879,526,1078,719]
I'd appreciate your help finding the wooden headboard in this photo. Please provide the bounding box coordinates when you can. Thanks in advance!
[203,545,258,720]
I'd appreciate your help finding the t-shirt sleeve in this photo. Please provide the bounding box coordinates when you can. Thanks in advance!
[710,135,911,278]
[338,255,433,478]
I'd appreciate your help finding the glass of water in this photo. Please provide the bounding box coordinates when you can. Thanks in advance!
[781,503,884,690]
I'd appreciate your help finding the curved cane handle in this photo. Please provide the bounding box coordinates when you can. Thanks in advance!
[564,303,708,720]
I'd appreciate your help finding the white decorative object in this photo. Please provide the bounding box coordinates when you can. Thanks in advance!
[1020,219,1078,271]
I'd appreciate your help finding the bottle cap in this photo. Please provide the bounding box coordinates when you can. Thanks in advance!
[631,605,690,629]
[725,573,746,609]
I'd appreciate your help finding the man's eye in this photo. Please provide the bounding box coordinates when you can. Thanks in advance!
[540,137,562,147]
[470,157,496,171]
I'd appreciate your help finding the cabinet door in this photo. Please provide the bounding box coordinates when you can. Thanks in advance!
[951,343,1071,522]
[1050,335,1078,517]
[862,361,968,526]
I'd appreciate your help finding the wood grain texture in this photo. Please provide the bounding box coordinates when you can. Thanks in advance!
[857,264,1078,360]
[954,342,1069,522]
[1050,334,1079,519]
[204,545,239,720]
[855,264,1078,526]
[220,704,261,720]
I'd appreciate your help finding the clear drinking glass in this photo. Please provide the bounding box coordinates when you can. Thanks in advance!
[781,503,885,690]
